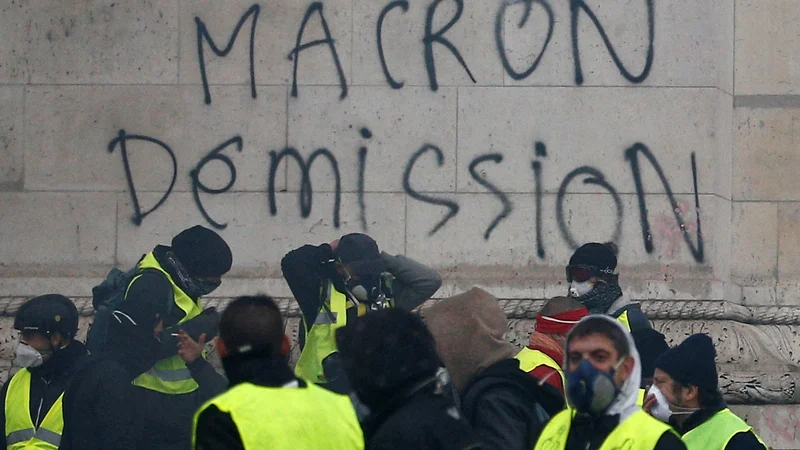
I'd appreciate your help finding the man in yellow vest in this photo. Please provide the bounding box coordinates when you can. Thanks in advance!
[192,294,364,450]
[517,296,589,395]
[645,334,768,450]
[534,315,687,450]
[115,224,231,450]
[281,233,441,394]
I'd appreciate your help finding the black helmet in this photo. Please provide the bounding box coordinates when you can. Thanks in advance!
[14,294,79,339]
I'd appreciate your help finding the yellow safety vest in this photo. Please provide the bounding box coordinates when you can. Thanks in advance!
[4,369,64,450]
[637,388,646,406]
[515,348,566,389]
[192,381,365,450]
[617,310,632,331]
[534,408,678,450]
[130,252,205,394]
[682,408,768,450]
[294,282,349,384]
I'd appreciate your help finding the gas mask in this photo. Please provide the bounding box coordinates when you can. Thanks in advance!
[647,384,700,423]
[342,267,393,310]
[566,358,624,415]
[569,281,595,298]
[13,341,52,369]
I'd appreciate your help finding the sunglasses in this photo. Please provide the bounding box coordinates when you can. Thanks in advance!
[566,265,598,283]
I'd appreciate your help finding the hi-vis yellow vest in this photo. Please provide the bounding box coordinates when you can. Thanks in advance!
[617,310,632,331]
[516,348,566,389]
[534,408,677,450]
[682,408,768,450]
[294,282,349,384]
[192,382,365,450]
[4,369,64,450]
[130,252,205,394]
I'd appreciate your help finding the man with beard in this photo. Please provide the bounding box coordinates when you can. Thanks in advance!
[566,242,650,332]
[533,315,685,450]
[646,334,768,450]
[281,233,442,394]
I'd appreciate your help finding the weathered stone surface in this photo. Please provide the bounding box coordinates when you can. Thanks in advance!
[287,86,457,193]
[730,405,800,449]
[24,85,286,192]
[0,193,116,268]
[735,0,800,95]
[0,87,24,188]
[734,107,800,201]
[116,192,405,271]
[351,0,502,87]
[731,202,778,285]
[502,0,733,91]
[0,2,28,83]
[26,0,179,84]
[180,0,352,88]
[779,204,800,286]
[458,87,730,197]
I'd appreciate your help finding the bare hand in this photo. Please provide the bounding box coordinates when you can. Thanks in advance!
[177,330,206,364]
[643,393,657,414]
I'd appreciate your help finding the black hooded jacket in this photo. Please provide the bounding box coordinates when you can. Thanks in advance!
[460,359,565,450]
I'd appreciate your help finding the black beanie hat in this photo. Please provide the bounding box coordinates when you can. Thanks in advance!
[632,328,670,380]
[171,225,233,278]
[569,242,618,272]
[336,308,441,409]
[655,333,718,392]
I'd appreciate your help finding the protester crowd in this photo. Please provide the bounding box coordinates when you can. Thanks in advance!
[2,225,769,449]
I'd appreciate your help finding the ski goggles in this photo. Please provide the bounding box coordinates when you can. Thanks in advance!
[565,265,611,283]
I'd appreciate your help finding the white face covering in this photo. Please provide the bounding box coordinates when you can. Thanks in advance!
[569,281,595,298]
[13,342,45,368]
[647,384,700,423]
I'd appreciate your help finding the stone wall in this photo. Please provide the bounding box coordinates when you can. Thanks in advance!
[0,0,799,447]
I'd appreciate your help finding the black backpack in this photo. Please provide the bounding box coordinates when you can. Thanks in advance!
[85,264,173,355]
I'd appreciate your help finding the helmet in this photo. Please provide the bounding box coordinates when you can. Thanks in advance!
[14,294,79,339]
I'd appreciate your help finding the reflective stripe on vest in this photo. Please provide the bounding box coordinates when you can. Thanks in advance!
[294,282,348,384]
[682,408,768,450]
[4,369,64,450]
[192,382,365,450]
[515,348,566,389]
[130,252,205,394]
[534,408,677,450]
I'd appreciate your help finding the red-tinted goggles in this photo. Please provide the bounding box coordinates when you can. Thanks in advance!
[566,265,598,283]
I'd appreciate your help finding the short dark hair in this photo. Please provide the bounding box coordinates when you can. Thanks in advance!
[219,295,284,357]
[541,296,586,316]
[567,316,630,358]
[671,379,724,409]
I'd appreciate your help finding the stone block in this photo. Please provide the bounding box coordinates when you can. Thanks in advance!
[734,108,800,201]
[776,281,800,307]
[25,0,179,84]
[0,2,28,83]
[116,192,405,271]
[25,85,286,192]
[406,192,724,283]
[729,405,800,449]
[778,203,800,284]
[0,87,24,188]
[502,0,733,90]
[180,0,352,89]
[742,286,778,306]
[287,86,456,193]
[735,0,800,95]
[457,87,730,197]
[0,193,116,267]
[731,202,778,285]
[351,0,503,87]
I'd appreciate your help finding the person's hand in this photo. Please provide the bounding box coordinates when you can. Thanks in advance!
[177,330,206,364]
[643,392,657,414]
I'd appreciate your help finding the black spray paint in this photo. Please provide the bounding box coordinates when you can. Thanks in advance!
[468,154,512,240]
[289,2,348,100]
[377,1,409,89]
[556,166,623,250]
[189,136,243,230]
[532,141,547,258]
[495,0,555,81]
[402,144,460,235]
[423,0,476,91]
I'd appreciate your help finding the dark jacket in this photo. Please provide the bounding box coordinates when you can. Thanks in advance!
[281,244,443,330]
[677,400,767,450]
[0,341,87,448]
[610,303,651,332]
[361,379,482,450]
[60,354,140,450]
[460,359,565,450]
[193,356,304,450]
[564,413,687,450]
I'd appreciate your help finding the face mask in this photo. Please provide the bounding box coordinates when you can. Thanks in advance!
[195,278,221,296]
[566,358,623,415]
[569,281,595,298]
[13,342,50,368]
[647,384,673,422]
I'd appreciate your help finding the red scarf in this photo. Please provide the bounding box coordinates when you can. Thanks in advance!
[534,308,589,334]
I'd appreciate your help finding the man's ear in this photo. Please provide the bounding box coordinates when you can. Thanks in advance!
[280,335,290,357]
[216,338,229,358]
[619,355,636,380]
[683,384,699,404]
